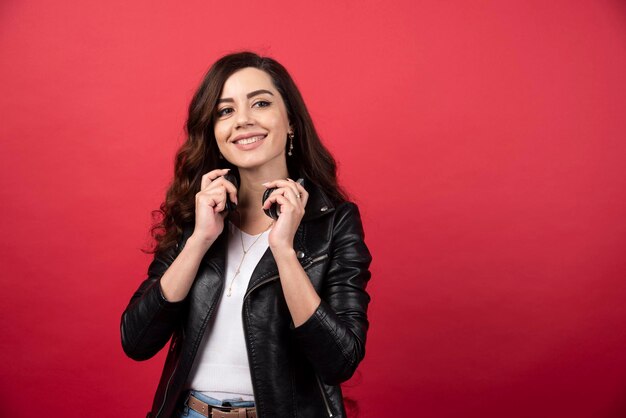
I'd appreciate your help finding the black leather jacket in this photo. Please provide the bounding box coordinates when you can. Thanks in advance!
[121,184,372,418]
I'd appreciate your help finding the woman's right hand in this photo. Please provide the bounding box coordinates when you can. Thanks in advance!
[190,168,238,249]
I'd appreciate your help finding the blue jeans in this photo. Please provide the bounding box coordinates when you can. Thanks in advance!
[177,391,255,418]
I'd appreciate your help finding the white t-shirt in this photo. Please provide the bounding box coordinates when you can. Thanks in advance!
[186,222,270,401]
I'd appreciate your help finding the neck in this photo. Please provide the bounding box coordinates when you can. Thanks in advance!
[232,163,289,234]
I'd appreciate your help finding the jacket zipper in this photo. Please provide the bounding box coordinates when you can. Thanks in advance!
[244,254,329,300]
[316,374,334,417]
[155,363,178,418]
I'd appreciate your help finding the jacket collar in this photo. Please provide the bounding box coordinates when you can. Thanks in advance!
[301,180,335,221]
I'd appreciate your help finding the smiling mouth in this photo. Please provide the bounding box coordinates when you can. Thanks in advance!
[233,135,266,145]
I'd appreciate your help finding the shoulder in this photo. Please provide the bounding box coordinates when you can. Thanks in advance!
[304,181,362,223]
[333,200,362,223]
[330,201,368,245]
[326,200,372,273]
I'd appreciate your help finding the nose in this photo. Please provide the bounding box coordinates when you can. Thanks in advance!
[235,106,254,129]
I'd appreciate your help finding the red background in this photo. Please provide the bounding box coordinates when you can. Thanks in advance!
[1,1,626,417]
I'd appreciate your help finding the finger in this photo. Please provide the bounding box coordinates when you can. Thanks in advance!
[268,194,293,213]
[262,190,285,210]
[284,183,305,205]
[289,179,308,196]
[208,177,238,205]
[276,186,307,216]
[263,191,301,215]
[263,194,293,213]
[262,186,297,209]
[282,187,302,205]
[213,196,227,213]
[201,168,231,190]
[196,191,220,209]
[293,185,308,208]
[287,179,308,202]
[262,178,293,189]
[267,180,302,204]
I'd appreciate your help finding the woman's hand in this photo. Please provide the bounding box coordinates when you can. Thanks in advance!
[262,178,308,253]
[191,168,238,249]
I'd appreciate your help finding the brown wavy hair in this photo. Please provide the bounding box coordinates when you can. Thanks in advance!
[148,51,347,255]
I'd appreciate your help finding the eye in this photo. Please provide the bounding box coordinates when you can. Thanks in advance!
[217,107,233,117]
[253,100,271,108]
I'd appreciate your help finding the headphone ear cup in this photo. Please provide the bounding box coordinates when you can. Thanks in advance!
[262,187,279,220]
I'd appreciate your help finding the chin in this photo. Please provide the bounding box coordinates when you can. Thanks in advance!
[230,154,287,172]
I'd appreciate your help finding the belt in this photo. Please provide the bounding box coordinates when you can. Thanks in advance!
[187,394,257,418]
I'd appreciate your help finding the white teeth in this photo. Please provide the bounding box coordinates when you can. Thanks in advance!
[235,135,265,145]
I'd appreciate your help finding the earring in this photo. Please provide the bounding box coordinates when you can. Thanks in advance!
[287,132,295,156]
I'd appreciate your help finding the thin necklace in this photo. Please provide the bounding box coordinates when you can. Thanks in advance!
[226,220,273,297]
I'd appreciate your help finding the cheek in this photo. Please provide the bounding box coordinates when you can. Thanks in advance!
[213,123,228,144]
[270,110,290,132]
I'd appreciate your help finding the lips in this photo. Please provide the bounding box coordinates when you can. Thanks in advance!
[233,135,266,145]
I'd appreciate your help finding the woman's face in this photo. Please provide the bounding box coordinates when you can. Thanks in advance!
[213,67,291,172]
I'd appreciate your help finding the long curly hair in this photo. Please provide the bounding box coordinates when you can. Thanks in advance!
[149,51,347,255]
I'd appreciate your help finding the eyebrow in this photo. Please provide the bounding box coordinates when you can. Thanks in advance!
[217,89,274,104]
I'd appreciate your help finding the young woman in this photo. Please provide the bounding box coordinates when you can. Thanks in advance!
[121,51,372,418]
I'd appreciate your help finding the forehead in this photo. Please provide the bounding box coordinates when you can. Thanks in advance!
[220,67,277,97]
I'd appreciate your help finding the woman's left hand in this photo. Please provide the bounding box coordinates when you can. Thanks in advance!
[262,178,308,253]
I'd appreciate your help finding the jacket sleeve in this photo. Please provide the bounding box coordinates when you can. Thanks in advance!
[120,242,187,361]
[291,202,372,385]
